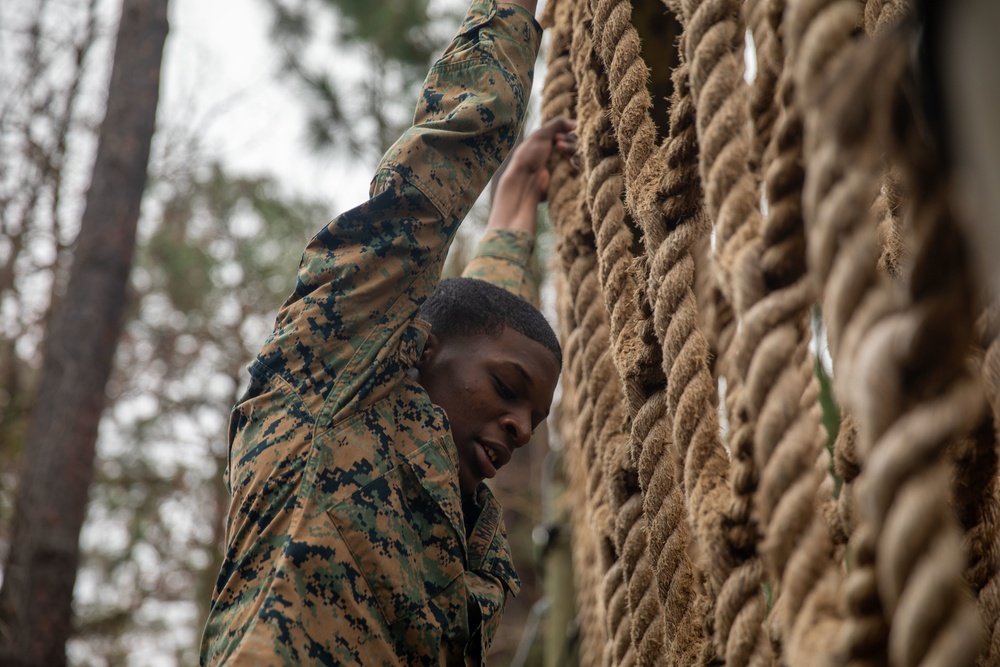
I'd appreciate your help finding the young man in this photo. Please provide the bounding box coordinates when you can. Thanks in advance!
[200,0,575,662]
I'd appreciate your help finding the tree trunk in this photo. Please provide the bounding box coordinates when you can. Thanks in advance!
[0,1,169,664]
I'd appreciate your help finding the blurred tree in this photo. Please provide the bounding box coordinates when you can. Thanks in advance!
[262,0,463,157]
[0,0,108,516]
[0,0,169,664]
[0,0,327,658]
[68,161,321,664]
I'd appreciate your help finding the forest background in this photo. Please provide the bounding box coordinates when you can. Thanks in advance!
[0,0,558,664]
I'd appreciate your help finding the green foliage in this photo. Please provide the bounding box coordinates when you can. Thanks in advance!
[262,0,463,156]
[811,305,843,498]
[325,0,435,65]
[147,225,216,314]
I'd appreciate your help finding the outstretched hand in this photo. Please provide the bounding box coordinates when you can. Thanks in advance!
[504,117,577,202]
[487,117,577,235]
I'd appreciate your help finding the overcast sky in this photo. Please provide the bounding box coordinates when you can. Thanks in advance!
[162,0,496,215]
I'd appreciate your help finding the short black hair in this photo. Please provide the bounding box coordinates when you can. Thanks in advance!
[419,277,562,368]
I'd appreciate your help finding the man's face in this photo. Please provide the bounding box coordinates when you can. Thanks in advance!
[416,326,560,496]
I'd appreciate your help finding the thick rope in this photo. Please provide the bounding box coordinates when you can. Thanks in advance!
[680,0,762,318]
[574,288,614,666]
[787,2,890,661]
[745,0,783,175]
[580,294,616,666]
[575,1,716,665]
[678,1,795,663]
[586,0,744,654]
[638,59,729,665]
[603,389,672,667]
[542,3,614,661]
[577,69,673,667]
[559,244,610,667]
[797,10,983,666]
[600,396,639,667]
[567,4,635,664]
[544,1,1000,665]
[553,304,596,667]
[862,0,908,36]
[963,306,1000,665]
[735,0,841,654]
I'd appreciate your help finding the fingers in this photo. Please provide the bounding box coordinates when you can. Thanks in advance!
[568,153,581,175]
[505,116,578,179]
[554,131,577,156]
[550,119,578,176]
[533,116,577,140]
[532,116,576,159]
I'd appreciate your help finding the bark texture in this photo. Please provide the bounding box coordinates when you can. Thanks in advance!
[0,1,169,664]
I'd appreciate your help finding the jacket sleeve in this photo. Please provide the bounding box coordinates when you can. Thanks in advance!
[462,228,538,304]
[254,0,542,419]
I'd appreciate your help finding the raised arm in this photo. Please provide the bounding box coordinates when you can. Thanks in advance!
[462,117,576,302]
[255,1,543,418]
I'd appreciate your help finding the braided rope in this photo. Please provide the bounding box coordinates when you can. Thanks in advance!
[604,392,673,667]
[680,0,761,317]
[676,1,798,662]
[572,2,718,665]
[584,0,745,660]
[605,558,639,667]
[554,304,599,667]
[966,306,1000,664]
[638,58,731,664]
[786,2,890,661]
[568,4,636,664]
[560,243,609,667]
[745,0,783,175]
[543,1,1000,665]
[600,398,638,667]
[735,0,842,653]
[572,278,614,666]
[541,3,614,660]
[795,8,984,666]
[862,0,908,35]
[578,73,672,667]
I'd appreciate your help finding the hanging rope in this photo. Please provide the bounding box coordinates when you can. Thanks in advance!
[963,306,1000,664]
[796,7,983,667]
[863,0,908,35]
[536,0,1000,665]
[573,0,716,664]
[634,56,724,667]
[730,0,840,654]
[786,1,892,661]
[541,2,614,661]
[600,399,638,667]
[745,0,782,175]
[674,1,793,663]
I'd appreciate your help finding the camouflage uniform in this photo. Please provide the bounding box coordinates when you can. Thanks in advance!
[463,229,537,305]
[200,2,541,665]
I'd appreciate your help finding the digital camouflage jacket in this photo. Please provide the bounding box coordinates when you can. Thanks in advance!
[200,3,541,664]
[463,229,537,305]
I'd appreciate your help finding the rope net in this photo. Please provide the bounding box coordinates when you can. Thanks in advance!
[539,0,1000,665]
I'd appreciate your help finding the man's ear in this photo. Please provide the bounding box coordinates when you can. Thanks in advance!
[416,333,440,371]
